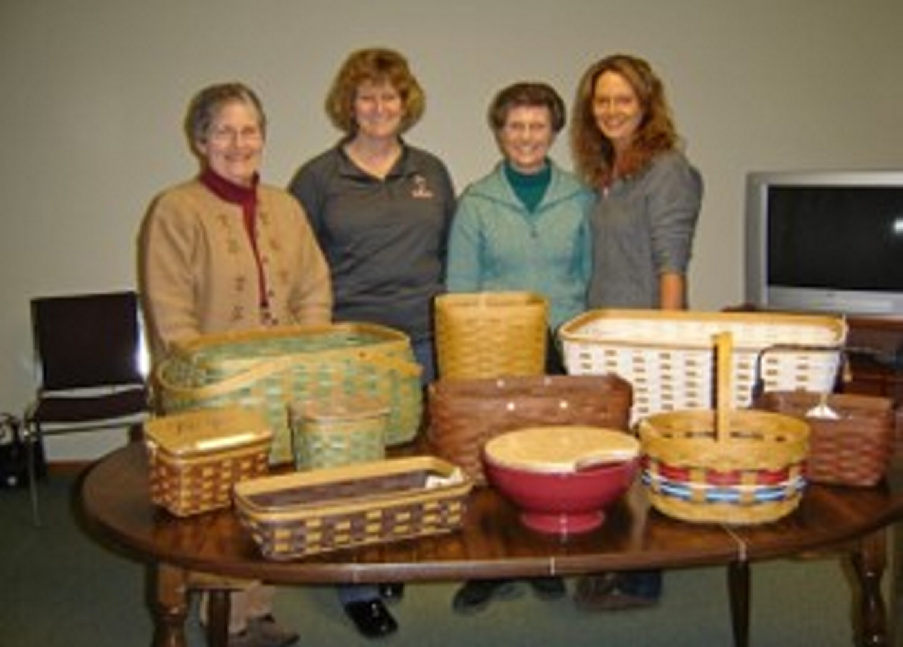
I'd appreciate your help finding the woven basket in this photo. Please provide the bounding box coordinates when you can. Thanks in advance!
[435,292,548,380]
[753,391,894,487]
[639,332,811,525]
[156,323,423,464]
[560,308,846,423]
[289,395,389,471]
[233,456,472,560]
[144,407,272,517]
[428,374,633,485]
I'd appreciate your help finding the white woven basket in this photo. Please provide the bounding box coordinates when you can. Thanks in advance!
[559,309,847,423]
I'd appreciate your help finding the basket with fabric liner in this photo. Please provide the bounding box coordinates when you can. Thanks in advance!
[144,406,272,517]
[434,291,548,380]
[233,456,472,560]
[753,390,894,487]
[559,308,846,424]
[428,374,632,485]
[289,394,389,471]
[638,332,811,525]
[156,323,423,464]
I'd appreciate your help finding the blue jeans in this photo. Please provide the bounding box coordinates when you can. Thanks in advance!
[619,570,662,598]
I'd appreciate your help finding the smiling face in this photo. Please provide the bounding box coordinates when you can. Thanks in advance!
[592,71,644,151]
[196,100,264,187]
[497,105,555,174]
[352,79,405,141]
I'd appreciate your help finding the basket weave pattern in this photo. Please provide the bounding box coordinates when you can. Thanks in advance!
[435,292,548,380]
[560,309,846,422]
[156,323,422,463]
[149,445,270,517]
[234,457,472,560]
[428,375,632,484]
[754,391,894,487]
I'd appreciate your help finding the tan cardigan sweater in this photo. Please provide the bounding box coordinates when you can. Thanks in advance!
[138,178,332,360]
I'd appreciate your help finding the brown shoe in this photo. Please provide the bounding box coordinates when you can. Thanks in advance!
[573,574,658,612]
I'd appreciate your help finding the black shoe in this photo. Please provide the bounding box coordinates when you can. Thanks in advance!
[528,576,567,600]
[343,599,398,639]
[451,579,521,615]
[378,582,405,603]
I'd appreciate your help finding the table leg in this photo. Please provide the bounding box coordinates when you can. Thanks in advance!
[205,590,231,647]
[727,560,750,647]
[851,529,888,647]
[152,563,189,647]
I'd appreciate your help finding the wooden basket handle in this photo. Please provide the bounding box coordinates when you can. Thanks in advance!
[714,331,733,443]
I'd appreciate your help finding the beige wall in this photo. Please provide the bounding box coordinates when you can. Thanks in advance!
[3,0,903,458]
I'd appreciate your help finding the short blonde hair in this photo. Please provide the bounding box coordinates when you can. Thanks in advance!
[325,48,426,135]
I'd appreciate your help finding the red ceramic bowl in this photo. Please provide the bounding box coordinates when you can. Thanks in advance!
[482,426,639,535]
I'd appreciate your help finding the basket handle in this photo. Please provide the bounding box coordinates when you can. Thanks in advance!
[749,343,846,401]
[714,332,733,442]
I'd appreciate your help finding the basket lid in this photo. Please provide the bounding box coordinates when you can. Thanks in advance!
[484,426,639,474]
[144,407,272,456]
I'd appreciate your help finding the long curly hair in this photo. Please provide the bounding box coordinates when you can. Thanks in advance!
[324,47,426,135]
[570,54,679,188]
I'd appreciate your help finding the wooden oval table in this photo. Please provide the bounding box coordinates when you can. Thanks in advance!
[77,443,903,647]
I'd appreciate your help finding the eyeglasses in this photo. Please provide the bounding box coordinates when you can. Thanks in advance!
[208,126,263,144]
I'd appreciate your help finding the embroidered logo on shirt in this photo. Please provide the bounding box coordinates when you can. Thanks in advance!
[411,174,434,199]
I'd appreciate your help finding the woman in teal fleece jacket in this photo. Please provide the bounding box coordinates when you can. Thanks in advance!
[445,82,592,334]
[445,81,592,614]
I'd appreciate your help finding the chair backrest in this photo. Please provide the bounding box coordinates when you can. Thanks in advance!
[31,291,146,391]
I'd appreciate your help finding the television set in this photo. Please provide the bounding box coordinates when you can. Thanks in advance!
[744,170,903,318]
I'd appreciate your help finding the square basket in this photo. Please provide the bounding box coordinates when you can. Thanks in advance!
[144,407,272,517]
[233,456,472,560]
[559,309,847,423]
[753,391,895,487]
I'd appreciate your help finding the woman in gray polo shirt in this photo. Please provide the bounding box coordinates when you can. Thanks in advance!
[288,47,455,640]
[569,53,703,610]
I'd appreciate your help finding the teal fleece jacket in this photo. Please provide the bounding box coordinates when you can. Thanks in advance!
[446,160,593,331]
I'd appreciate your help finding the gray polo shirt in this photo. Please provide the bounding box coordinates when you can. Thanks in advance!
[289,143,456,341]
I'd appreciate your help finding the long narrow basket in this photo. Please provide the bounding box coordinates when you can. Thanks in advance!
[234,456,472,560]
[156,323,423,464]
[560,309,846,422]
[435,292,548,380]
[428,374,632,484]
[639,332,811,525]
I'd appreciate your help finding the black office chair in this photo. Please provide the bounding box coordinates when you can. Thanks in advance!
[23,290,150,525]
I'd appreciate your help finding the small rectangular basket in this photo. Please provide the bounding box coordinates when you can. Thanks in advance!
[144,407,272,517]
[435,292,548,380]
[233,456,473,560]
[289,394,389,471]
[753,391,895,487]
[559,308,846,423]
[428,374,633,484]
[639,332,811,525]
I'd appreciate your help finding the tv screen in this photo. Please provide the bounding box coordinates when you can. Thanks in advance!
[745,171,903,317]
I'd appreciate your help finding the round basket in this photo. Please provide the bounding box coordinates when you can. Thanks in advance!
[638,332,810,525]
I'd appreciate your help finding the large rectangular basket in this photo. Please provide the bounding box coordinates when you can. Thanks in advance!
[156,323,423,464]
[559,309,846,423]
[435,292,548,380]
[753,391,895,487]
[233,456,472,560]
[144,407,272,517]
[428,374,632,485]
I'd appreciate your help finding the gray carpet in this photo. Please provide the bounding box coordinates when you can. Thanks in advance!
[0,472,887,647]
